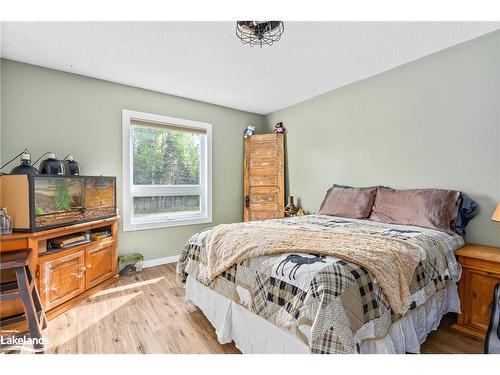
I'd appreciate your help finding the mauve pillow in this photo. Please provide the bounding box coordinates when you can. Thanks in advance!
[369,187,460,233]
[319,187,377,219]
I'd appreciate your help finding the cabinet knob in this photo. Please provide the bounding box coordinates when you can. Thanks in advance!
[87,264,93,269]
[74,265,87,278]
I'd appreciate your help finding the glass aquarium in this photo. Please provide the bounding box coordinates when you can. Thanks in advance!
[84,176,116,209]
[31,176,116,231]
[34,177,83,216]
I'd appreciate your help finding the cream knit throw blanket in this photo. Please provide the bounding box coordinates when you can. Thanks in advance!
[203,221,422,315]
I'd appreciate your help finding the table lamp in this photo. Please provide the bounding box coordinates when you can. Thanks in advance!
[492,203,500,222]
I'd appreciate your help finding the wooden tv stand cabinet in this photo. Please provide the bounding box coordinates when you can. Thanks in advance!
[0,217,118,326]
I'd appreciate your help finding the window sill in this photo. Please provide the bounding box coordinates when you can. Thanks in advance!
[122,215,212,232]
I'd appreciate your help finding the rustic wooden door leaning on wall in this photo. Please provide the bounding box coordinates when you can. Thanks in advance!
[243,133,285,221]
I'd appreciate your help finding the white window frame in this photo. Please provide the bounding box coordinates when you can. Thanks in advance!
[122,109,212,231]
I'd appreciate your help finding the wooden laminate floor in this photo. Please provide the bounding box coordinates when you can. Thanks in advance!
[42,264,483,354]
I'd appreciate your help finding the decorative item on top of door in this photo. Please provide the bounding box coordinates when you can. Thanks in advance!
[243,132,285,221]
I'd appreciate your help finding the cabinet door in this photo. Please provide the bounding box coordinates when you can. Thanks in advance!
[464,269,498,333]
[243,133,285,221]
[85,240,116,289]
[39,250,86,310]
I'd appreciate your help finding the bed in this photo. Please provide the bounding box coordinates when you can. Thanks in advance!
[177,214,464,354]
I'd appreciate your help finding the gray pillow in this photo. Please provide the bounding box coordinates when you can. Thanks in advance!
[369,187,460,233]
[319,186,377,219]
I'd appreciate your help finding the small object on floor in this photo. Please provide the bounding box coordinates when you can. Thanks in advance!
[118,253,144,275]
[120,264,137,275]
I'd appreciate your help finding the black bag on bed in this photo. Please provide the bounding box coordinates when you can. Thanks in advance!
[485,283,500,354]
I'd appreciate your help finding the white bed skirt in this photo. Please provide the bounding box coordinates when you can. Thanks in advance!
[185,276,460,354]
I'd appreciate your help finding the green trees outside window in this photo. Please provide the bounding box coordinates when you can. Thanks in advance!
[132,125,202,216]
[132,125,200,186]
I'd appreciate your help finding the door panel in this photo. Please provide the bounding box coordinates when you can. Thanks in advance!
[249,167,279,176]
[247,150,277,158]
[251,192,279,204]
[85,240,116,289]
[39,250,86,310]
[251,141,277,151]
[250,203,278,211]
[249,176,277,187]
[244,133,284,221]
[250,157,277,169]
[250,211,279,220]
[466,270,497,332]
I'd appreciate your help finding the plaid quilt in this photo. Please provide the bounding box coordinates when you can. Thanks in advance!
[177,215,464,354]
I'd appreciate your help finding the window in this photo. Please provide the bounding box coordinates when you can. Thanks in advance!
[122,110,212,231]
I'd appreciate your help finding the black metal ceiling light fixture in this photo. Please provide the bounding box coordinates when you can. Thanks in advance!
[236,21,284,47]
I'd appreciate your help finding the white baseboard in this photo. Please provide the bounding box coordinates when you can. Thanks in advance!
[142,255,180,269]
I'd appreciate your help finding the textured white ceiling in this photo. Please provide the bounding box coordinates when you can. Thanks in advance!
[1,22,499,114]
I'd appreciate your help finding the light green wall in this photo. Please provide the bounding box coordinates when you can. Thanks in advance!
[265,31,500,247]
[0,59,265,260]
[2,29,499,257]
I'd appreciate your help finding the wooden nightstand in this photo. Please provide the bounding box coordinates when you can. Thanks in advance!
[452,243,500,341]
